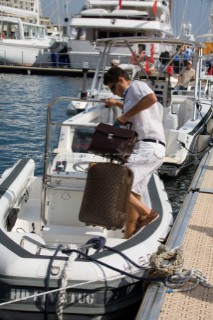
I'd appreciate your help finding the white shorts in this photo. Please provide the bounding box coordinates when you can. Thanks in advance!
[125,141,165,195]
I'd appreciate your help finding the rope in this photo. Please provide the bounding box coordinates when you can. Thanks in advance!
[56,245,78,320]
[166,269,213,292]
[147,244,184,278]
[85,237,149,269]
[147,244,213,292]
[45,244,63,320]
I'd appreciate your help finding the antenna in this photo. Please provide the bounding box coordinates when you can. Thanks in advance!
[64,0,70,37]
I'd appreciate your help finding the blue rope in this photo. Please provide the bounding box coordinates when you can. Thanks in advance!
[62,237,167,283]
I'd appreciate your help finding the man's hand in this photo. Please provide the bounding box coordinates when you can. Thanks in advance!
[105,98,117,108]
[117,114,129,124]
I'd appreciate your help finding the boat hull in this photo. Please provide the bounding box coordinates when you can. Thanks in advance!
[0,276,143,319]
[0,41,52,67]
[0,154,172,319]
[0,96,173,319]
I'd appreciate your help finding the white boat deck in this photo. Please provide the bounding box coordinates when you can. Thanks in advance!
[135,148,213,320]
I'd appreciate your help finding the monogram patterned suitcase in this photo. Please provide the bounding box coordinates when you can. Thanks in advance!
[79,163,133,229]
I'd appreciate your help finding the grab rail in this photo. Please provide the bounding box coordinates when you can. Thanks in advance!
[21,235,59,254]
[41,96,117,224]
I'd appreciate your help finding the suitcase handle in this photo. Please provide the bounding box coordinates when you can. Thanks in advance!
[114,121,132,130]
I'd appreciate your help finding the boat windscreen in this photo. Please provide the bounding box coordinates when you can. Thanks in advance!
[72,128,95,153]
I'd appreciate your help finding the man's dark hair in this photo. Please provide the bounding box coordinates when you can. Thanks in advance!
[103,67,130,85]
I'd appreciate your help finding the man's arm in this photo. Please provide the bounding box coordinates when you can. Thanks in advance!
[117,93,157,124]
[190,69,196,81]
[105,98,123,109]
[176,69,184,85]
[176,75,181,85]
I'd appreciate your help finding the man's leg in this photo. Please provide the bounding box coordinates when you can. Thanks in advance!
[124,192,151,239]
[129,192,151,218]
[124,203,138,239]
[124,191,160,239]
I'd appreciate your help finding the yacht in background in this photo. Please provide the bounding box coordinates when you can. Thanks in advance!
[67,0,174,69]
[0,1,53,67]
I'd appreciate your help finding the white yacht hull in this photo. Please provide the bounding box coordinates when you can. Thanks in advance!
[0,40,51,67]
[0,9,53,67]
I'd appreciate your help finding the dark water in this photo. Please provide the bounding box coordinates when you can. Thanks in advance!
[161,164,198,218]
[0,74,90,175]
[0,73,197,215]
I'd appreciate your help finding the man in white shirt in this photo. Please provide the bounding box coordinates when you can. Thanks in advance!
[104,67,166,238]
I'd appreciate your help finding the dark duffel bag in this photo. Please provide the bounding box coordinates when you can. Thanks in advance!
[79,162,133,229]
[88,123,138,162]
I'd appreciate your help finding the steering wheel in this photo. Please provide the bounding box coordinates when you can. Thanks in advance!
[73,161,91,172]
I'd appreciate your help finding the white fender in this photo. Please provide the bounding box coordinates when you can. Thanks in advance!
[0,159,35,224]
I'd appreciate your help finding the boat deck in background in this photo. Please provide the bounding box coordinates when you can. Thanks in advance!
[0,65,95,77]
[135,147,213,320]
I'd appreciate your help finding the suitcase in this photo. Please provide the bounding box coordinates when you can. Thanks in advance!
[79,163,133,229]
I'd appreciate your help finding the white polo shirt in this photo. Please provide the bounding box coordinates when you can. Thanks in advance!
[123,80,165,144]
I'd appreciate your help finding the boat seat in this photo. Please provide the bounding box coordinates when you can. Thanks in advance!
[8,232,70,256]
[15,198,42,233]
[42,224,108,245]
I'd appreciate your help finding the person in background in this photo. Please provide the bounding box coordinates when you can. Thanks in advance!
[159,50,170,72]
[103,67,166,239]
[184,46,192,61]
[175,60,195,90]
[173,52,180,74]
[190,47,196,62]
[179,49,185,70]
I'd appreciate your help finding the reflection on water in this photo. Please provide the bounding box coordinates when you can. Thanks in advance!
[0,74,198,217]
